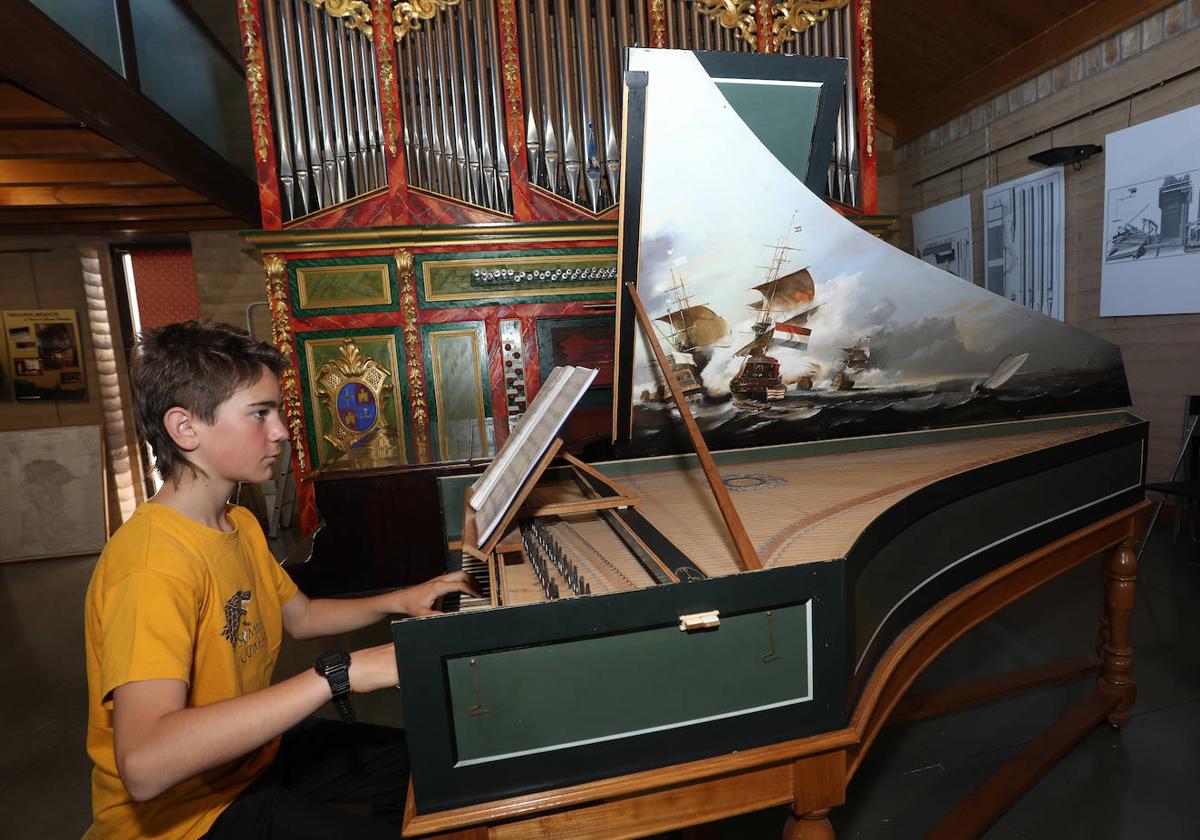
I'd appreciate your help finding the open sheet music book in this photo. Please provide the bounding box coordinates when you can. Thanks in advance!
[469,365,598,545]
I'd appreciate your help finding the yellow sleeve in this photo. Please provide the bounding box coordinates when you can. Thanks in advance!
[97,570,198,707]
[270,551,299,606]
[231,505,299,605]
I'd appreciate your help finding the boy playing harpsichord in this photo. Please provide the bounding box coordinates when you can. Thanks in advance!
[83,321,478,839]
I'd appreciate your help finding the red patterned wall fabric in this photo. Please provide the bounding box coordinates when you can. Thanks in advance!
[130,248,200,329]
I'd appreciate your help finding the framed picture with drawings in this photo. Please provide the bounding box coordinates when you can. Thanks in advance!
[0,424,108,563]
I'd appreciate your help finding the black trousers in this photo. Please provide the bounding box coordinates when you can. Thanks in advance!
[201,718,409,840]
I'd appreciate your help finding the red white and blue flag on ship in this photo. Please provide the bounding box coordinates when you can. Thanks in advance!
[772,321,811,350]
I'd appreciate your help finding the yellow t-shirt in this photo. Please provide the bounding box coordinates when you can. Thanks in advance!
[83,502,299,840]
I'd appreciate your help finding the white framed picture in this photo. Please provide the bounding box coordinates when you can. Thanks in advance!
[913,195,974,283]
[1100,103,1200,316]
[982,167,1065,320]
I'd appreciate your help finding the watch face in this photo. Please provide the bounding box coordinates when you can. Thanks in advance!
[316,650,350,681]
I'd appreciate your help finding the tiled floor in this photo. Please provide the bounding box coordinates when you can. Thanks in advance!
[2,524,1196,838]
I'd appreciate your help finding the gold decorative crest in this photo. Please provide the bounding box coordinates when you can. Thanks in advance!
[306,0,373,35]
[237,0,270,163]
[393,0,460,40]
[263,254,308,473]
[314,339,394,451]
[396,249,431,460]
[690,0,756,47]
[771,0,849,49]
[858,0,875,156]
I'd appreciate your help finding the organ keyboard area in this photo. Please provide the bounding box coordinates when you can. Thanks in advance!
[446,468,678,612]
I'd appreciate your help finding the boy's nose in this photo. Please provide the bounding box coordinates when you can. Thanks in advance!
[269,416,290,441]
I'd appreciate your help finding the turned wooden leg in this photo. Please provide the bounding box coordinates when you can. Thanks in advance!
[1098,537,1138,728]
[783,809,835,840]
[1095,556,1109,663]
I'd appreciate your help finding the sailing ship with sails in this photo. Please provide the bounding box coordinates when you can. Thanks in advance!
[830,337,870,391]
[730,223,814,401]
[652,265,730,401]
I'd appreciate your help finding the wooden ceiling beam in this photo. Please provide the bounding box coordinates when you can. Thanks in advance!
[0,127,133,158]
[0,185,208,207]
[0,217,244,236]
[0,3,259,225]
[0,82,74,122]
[0,159,173,186]
[893,0,1180,143]
[0,204,232,223]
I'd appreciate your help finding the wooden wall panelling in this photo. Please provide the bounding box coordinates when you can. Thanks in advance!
[893,18,1200,483]
[907,127,991,189]
[991,135,1052,188]
[917,169,963,210]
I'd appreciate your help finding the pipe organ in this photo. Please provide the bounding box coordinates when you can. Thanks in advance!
[241,0,877,228]
[236,0,888,536]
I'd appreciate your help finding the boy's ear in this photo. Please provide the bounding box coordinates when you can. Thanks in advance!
[163,406,200,452]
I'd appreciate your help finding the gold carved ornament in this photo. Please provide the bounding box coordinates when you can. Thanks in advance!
[650,0,666,48]
[393,0,460,40]
[771,0,850,51]
[237,0,270,163]
[858,0,875,156]
[314,339,394,452]
[306,0,373,35]
[498,0,524,127]
[263,254,309,474]
[690,0,756,47]
[373,0,400,155]
[395,249,431,460]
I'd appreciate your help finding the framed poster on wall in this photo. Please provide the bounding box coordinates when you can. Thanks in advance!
[1100,103,1200,316]
[912,195,974,283]
[0,424,107,562]
[2,309,87,400]
[982,167,1065,320]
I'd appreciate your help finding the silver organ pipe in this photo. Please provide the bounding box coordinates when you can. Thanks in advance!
[474,0,501,209]
[780,2,861,207]
[258,0,387,219]
[262,0,297,219]
[484,0,512,212]
[366,31,388,187]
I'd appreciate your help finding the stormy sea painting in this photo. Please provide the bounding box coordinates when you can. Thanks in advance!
[616,49,1130,456]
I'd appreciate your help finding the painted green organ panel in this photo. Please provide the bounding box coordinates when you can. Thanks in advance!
[423,323,493,461]
[288,256,398,316]
[416,248,618,308]
[445,602,812,765]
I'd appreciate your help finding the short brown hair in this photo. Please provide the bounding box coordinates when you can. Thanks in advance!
[133,321,287,483]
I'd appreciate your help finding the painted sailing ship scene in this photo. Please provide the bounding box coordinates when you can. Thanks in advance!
[621,49,1130,454]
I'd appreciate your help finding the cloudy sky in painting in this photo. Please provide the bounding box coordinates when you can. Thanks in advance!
[626,49,1121,395]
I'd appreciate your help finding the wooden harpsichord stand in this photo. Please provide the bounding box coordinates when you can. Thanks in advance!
[403,288,1150,840]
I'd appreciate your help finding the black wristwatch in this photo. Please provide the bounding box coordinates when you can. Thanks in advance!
[314,649,356,723]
